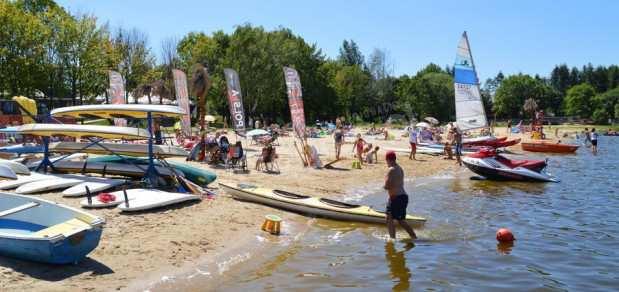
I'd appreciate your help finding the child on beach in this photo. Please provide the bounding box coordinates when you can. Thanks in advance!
[352,133,367,166]
[366,146,380,164]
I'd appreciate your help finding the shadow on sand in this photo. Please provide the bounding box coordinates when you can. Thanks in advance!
[0,256,113,281]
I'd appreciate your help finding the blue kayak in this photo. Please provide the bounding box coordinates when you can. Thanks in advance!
[0,144,44,154]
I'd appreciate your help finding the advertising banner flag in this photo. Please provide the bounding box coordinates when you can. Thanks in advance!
[223,68,246,133]
[283,67,305,138]
[172,69,191,137]
[108,70,126,127]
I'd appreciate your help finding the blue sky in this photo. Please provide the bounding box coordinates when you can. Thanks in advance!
[57,0,619,81]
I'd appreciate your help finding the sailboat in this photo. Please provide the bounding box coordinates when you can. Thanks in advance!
[454,31,500,145]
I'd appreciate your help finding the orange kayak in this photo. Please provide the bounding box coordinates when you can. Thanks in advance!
[521,141,579,153]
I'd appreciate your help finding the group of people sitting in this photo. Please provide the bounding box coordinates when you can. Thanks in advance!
[352,134,380,166]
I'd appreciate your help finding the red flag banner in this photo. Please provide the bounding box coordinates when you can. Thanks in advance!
[108,70,126,127]
[172,69,191,138]
[283,67,305,137]
[223,68,246,133]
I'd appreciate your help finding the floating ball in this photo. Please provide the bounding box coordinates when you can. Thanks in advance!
[496,228,515,242]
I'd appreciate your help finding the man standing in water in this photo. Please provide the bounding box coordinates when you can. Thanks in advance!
[384,151,417,240]
[590,128,598,154]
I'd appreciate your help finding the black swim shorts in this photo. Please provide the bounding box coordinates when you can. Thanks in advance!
[592,140,598,146]
[386,194,408,220]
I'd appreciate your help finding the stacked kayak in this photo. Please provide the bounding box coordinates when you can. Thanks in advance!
[219,182,426,226]
[87,155,217,187]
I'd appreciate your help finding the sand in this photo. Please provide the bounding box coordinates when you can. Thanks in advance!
[0,127,460,291]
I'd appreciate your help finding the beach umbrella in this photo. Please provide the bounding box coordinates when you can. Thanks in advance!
[415,122,431,128]
[246,129,269,137]
[424,117,439,125]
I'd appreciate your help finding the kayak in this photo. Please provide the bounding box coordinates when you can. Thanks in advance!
[219,182,426,226]
[87,155,217,186]
[521,141,579,153]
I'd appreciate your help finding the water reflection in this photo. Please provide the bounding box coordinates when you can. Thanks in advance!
[497,241,515,255]
[385,242,413,291]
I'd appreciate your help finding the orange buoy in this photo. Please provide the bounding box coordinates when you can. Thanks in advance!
[261,214,282,235]
[496,228,515,242]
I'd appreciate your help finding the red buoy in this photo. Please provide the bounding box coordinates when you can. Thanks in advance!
[496,228,515,242]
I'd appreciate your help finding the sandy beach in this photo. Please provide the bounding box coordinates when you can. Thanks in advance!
[0,127,457,291]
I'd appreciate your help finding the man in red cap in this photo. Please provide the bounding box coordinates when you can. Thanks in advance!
[384,151,417,240]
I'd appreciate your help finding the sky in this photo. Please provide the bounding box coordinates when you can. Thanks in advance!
[57,0,619,81]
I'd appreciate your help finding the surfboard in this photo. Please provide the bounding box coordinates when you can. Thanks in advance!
[50,104,185,119]
[80,189,136,208]
[15,174,86,194]
[0,165,17,180]
[117,189,201,212]
[323,159,341,169]
[62,178,127,197]
[0,158,29,175]
[49,142,188,157]
[15,123,150,140]
[0,172,55,190]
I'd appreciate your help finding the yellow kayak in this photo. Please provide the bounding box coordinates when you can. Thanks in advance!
[219,182,426,226]
[51,104,185,119]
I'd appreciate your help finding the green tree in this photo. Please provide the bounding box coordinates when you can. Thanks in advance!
[493,74,556,118]
[591,87,619,124]
[338,40,364,67]
[564,83,595,118]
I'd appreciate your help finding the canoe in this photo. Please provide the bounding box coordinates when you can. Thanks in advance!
[62,178,127,197]
[521,141,579,153]
[50,160,177,178]
[219,182,426,226]
[116,189,201,212]
[0,173,55,190]
[0,165,17,180]
[87,155,217,186]
[0,193,104,264]
[15,124,150,140]
[15,174,87,194]
[0,158,29,175]
[51,104,185,119]
[49,142,188,157]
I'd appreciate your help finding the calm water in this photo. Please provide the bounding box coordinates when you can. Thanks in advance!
[159,137,618,291]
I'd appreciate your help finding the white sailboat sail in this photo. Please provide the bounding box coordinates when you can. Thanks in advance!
[454,31,488,131]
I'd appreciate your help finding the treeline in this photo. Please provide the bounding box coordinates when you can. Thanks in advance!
[2,0,617,125]
[489,64,619,124]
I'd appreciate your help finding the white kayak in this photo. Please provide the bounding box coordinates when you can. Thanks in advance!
[117,189,201,212]
[15,174,87,194]
[0,172,55,190]
[62,178,127,197]
[0,158,29,175]
[0,165,17,180]
[384,147,444,155]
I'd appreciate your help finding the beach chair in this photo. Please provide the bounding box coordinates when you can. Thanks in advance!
[226,143,247,171]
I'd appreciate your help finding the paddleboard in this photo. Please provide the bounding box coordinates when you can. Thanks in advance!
[51,104,185,119]
[15,124,150,140]
[323,159,341,169]
[0,165,17,180]
[62,178,127,197]
[0,158,29,175]
[0,143,44,154]
[49,142,188,157]
[15,174,87,194]
[117,189,201,212]
[26,153,88,169]
[80,189,136,208]
[0,172,54,190]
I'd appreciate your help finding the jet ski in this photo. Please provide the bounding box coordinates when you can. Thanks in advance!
[462,148,559,182]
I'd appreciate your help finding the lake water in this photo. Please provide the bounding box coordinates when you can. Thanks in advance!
[157,137,618,291]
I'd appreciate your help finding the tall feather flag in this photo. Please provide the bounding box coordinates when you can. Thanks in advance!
[223,68,246,134]
[172,69,191,138]
[283,67,306,138]
[108,70,126,127]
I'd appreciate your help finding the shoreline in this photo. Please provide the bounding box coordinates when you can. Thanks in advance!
[1,128,471,291]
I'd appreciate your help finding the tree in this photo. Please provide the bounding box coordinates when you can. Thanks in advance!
[112,27,155,100]
[523,98,538,119]
[332,65,370,120]
[395,64,454,122]
[564,83,595,118]
[493,74,555,118]
[338,40,364,67]
[591,87,619,124]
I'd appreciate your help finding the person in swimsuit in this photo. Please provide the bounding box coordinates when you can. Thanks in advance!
[408,126,418,160]
[352,133,366,166]
[451,127,463,166]
[591,128,598,154]
[333,126,344,159]
[384,151,417,240]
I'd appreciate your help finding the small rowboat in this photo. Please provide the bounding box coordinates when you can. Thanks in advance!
[521,141,579,153]
[0,193,104,264]
[219,182,426,226]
